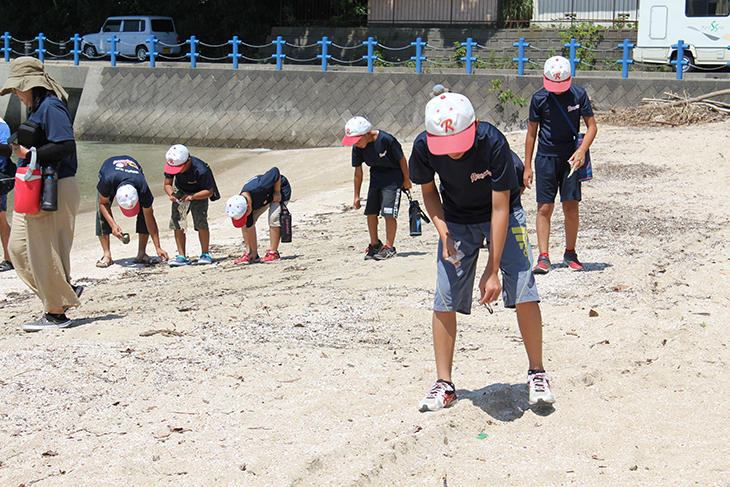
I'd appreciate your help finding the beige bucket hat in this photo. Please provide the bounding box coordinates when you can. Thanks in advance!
[0,56,68,102]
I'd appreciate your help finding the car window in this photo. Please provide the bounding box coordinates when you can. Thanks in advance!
[103,20,122,32]
[151,19,175,33]
[122,20,144,32]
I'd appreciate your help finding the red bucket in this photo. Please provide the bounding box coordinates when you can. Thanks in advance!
[14,166,42,214]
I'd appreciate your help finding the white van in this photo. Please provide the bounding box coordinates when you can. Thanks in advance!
[634,0,730,71]
[82,16,181,61]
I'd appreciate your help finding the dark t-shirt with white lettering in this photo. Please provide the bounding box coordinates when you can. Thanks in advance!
[529,85,594,157]
[97,155,153,208]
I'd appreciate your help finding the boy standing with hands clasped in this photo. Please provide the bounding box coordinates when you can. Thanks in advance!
[524,56,597,274]
[341,116,411,260]
[164,144,215,266]
[409,92,554,411]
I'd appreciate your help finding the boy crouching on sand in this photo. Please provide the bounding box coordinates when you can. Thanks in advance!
[227,166,291,264]
[409,92,554,411]
[341,116,411,260]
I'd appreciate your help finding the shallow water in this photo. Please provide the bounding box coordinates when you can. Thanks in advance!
[6,141,261,214]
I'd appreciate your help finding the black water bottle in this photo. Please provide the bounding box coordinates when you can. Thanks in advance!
[409,200,422,236]
[41,166,58,212]
[280,203,292,243]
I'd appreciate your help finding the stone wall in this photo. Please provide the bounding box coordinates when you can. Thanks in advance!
[1,62,729,150]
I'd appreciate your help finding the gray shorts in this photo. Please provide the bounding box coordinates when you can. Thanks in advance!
[364,186,401,218]
[170,198,209,230]
[433,206,540,314]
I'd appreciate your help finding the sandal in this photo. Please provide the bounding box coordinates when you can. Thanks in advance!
[95,257,113,268]
[0,260,13,272]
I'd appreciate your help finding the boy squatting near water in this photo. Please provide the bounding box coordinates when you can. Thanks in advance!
[408,92,555,411]
[341,116,411,260]
[95,155,169,268]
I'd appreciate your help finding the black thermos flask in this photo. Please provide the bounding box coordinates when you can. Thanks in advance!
[41,166,58,212]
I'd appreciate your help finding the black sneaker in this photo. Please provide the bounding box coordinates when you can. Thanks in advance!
[373,245,397,260]
[563,251,584,271]
[533,254,551,274]
[364,240,383,260]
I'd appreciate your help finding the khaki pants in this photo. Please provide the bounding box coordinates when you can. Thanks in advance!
[9,177,80,313]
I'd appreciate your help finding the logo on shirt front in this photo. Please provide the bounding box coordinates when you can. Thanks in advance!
[470,170,492,183]
[379,151,387,158]
[113,159,140,171]
[567,104,580,112]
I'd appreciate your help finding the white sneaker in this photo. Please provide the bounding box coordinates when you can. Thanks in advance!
[22,314,72,333]
[418,380,457,412]
[528,370,555,406]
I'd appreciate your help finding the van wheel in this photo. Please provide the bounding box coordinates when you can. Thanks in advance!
[136,46,148,62]
[672,51,695,73]
[84,45,97,58]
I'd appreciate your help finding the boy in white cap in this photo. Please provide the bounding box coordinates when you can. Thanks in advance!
[95,155,169,267]
[524,55,597,274]
[341,116,411,260]
[164,144,216,266]
[226,166,291,264]
[409,92,553,411]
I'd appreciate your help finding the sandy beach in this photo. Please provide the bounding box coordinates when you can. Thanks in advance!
[1,119,729,486]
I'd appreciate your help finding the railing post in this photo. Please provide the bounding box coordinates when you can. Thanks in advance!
[363,36,377,73]
[271,36,286,71]
[671,39,689,79]
[70,33,82,66]
[186,35,199,68]
[35,32,46,62]
[317,36,331,72]
[564,38,581,76]
[228,35,242,69]
[617,38,634,78]
[460,37,477,74]
[512,38,530,76]
[2,32,10,62]
[148,35,158,67]
[108,34,119,66]
[410,37,426,74]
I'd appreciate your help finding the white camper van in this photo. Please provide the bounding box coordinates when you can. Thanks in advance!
[634,0,730,71]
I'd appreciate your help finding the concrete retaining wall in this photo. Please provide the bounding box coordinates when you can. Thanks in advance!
[1,62,729,150]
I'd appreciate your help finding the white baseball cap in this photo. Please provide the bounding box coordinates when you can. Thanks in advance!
[341,116,372,145]
[116,184,140,217]
[543,56,572,93]
[225,194,248,228]
[165,144,189,174]
[424,92,476,156]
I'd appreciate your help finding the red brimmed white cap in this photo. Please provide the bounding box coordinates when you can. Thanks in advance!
[341,116,372,145]
[116,184,140,217]
[225,194,248,228]
[543,56,572,93]
[425,92,476,156]
[165,144,189,174]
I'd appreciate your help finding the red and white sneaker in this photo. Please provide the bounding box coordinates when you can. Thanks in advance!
[234,252,259,265]
[533,254,551,274]
[261,249,281,263]
[418,379,457,412]
[563,250,584,271]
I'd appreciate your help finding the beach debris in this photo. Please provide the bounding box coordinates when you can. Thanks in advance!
[589,340,610,349]
[139,329,184,337]
[406,425,422,435]
[41,450,58,457]
[611,285,629,291]
[589,309,599,317]
[476,431,488,440]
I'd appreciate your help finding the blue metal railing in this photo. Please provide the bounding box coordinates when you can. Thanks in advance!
[0,31,716,80]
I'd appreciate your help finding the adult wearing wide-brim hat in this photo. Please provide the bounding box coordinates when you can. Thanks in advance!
[1,57,82,332]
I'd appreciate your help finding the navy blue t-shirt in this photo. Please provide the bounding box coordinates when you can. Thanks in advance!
[529,85,594,157]
[240,166,291,228]
[409,122,520,225]
[97,156,154,209]
[164,156,214,194]
[351,131,405,189]
[19,95,77,178]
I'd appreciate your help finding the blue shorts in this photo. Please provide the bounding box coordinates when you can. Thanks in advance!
[434,207,540,314]
[535,154,581,203]
[0,194,6,212]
